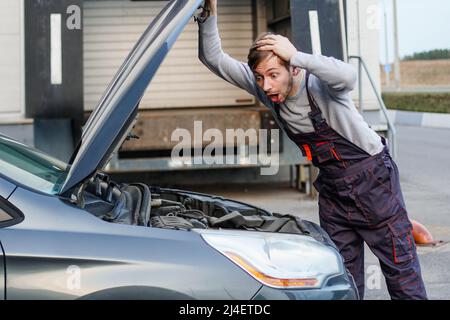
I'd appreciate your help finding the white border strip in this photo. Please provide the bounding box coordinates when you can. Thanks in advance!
[308,10,322,55]
[338,0,348,62]
[50,13,62,85]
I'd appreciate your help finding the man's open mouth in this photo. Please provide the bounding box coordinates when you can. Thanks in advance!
[267,93,281,103]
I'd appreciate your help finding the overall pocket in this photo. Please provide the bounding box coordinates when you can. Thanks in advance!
[313,142,334,165]
[388,214,414,264]
[313,141,347,168]
[353,162,405,224]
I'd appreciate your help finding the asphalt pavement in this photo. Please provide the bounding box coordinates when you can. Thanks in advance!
[191,124,450,300]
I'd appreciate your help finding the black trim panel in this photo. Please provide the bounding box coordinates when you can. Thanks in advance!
[0,197,25,228]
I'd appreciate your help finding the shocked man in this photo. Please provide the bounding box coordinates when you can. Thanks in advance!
[196,0,427,300]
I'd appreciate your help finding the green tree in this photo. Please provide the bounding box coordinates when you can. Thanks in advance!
[403,49,450,61]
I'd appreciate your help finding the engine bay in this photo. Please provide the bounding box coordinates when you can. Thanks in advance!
[74,173,334,247]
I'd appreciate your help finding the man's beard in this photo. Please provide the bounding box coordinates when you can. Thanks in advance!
[278,74,294,103]
[284,74,294,99]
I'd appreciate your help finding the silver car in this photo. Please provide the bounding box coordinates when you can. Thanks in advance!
[0,0,358,300]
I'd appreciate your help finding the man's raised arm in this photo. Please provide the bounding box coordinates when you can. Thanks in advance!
[197,1,259,96]
[291,52,357,94]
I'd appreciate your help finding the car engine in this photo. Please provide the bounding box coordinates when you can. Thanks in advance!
[78,174,335,247]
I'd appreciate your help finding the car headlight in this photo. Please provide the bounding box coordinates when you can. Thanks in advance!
[195,229,343,289]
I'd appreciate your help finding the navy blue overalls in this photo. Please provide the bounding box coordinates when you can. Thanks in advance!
[274,72,427,299]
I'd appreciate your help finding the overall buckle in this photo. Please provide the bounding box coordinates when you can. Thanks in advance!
[309,111,327,130]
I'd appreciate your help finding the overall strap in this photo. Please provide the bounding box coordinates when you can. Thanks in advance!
[305,71,327,131]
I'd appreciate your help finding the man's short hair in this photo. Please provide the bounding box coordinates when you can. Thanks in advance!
[247,32,290,72]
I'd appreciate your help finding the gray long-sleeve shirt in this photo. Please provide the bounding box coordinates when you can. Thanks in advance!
[198,16,384,156]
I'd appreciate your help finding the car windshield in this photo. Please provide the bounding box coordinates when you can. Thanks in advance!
[0,135,68,195]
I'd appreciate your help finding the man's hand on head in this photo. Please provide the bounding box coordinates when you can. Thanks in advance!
[256,34,298,63]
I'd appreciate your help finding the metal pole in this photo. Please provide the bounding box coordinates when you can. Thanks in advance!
[393,0,401,90]
[384,2,390,87]
[349,56,397,159]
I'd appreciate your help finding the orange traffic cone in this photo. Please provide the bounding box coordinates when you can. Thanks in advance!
[411,219,434,245]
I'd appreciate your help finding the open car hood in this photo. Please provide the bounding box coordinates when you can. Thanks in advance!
[59,0,203,195]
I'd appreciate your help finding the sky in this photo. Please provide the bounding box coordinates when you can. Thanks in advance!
[378,0,450,64]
